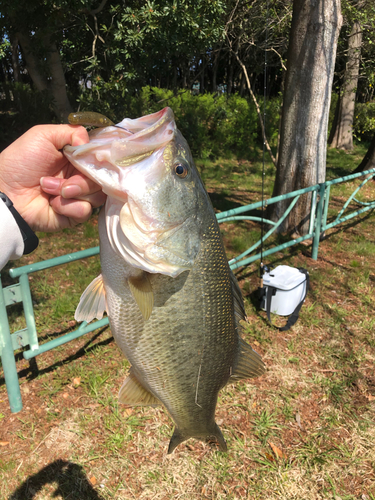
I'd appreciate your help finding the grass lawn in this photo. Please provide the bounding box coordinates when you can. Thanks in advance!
[0,145,374,500]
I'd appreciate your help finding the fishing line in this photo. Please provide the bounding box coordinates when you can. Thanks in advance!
[260,0,269,286]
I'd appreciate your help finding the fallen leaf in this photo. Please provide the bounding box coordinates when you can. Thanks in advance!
[367,394,375,401]
[62,393,69,399]
[295,412,304,430]
[72,377,81,387]
[0,441,9,446]
[269,441,287,460]
[89,476,97,486]
[264,452,274,462]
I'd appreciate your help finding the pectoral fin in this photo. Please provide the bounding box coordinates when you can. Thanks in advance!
[75,274,107,323]
[118,368,160,406]
[128,273,154,320]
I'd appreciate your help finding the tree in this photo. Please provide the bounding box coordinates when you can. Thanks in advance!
[0,0,112,122]
[270,0,342,235]
[223,0,293,165]
[2,0,74,122]
[329,2,364,150]
[352,131,375,173]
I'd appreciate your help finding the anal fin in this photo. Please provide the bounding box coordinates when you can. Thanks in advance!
[118,367,160,407]
[128,273,154,320]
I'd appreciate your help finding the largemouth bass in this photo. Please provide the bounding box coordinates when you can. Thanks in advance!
[64,108,265,453]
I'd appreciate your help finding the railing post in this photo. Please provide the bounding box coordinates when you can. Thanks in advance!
[312,182,326,260]
[19,273,39,351]
[0,277,22,413]
[321,185,330,233]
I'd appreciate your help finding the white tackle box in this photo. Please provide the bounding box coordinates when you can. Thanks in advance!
[261,265,308,316]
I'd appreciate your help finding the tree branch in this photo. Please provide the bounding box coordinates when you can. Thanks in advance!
[228,43,277,167]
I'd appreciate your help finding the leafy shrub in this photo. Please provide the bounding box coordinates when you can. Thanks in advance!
[328,92,375,144]
[353,101,375,142]
[78,85,279,160]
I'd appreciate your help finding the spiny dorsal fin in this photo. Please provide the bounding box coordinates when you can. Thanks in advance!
[118,367,160,406]
[231,338,266,380]
[128,273,154,320]
[75,274,107,323]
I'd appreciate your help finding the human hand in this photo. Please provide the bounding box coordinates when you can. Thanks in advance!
[0,124,106,232]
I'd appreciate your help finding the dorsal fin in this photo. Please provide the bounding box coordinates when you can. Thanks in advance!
[75,274,107,323]
[118,367,160,406]
[128,273,154,320]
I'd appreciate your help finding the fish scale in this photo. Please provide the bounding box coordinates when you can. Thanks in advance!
[64,107,266,453]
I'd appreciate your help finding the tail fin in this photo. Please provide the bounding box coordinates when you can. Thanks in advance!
[167,423,227,454]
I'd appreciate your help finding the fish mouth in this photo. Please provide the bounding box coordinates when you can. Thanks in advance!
[63,107,177,201]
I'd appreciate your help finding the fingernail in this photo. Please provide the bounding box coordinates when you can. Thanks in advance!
[62,184,82,198]
[71,137,87,146]
[40,177,61,190]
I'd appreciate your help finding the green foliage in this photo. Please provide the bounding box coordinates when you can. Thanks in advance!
[78,86,280,160]
[0,83,55,150]
[353,102,375,142]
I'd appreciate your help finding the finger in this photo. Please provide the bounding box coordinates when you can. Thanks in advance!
[49,196,94,226]
[49,124,90,150]
[61,175,103,199]
[73,191,107,209]
[40,176,64,195]
[40,175,106,208]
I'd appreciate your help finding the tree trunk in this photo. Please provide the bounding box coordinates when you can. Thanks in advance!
[16,31,72,122]
[210,45,222,93]
[352,132,375,174]
[200,57,205,94]
[16,31,49,93]
[227,53,234,95]
[329,20,362,150]
[0,63,12,107]
[10,35,21,83]
[47,42,73,122]
[270,0,342,235]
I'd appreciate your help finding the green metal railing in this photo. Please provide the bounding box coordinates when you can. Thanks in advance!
[1,167,374,412]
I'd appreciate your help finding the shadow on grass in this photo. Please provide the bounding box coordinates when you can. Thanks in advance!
[209,191,244,213]
[321,209,374,243]
[0,326,112,388]
[9,459,104,500]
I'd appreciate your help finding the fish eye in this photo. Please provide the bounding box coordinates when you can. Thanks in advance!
[174,163,188,178]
